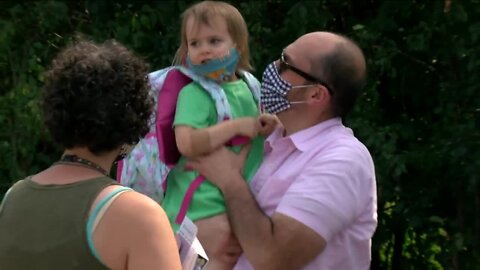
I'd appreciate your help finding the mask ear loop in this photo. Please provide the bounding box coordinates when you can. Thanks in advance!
[287,85,318,105]
[289,101,308,104]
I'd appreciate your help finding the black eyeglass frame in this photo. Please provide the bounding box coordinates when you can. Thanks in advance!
[280,50,334,95]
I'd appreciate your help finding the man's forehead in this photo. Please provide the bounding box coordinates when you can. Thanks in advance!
[283,42,312,68]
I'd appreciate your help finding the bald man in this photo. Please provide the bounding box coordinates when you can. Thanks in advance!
[189,32,377,270]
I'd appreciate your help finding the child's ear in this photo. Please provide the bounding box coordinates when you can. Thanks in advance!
[234,43,242,53]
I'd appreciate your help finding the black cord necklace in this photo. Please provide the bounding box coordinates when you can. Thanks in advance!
[56,154,110,176]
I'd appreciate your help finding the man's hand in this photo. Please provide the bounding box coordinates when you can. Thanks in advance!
[186,145,250,191]
[195,214,242,267]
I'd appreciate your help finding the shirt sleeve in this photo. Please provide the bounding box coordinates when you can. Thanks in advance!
[275,146,374,242]
[174,82,216,129]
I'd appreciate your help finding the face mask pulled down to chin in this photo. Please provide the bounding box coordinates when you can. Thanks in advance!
[186,47,240,82]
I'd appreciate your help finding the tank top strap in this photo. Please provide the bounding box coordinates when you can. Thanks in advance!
[86,186,132,264]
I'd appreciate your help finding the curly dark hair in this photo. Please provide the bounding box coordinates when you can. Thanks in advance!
[42,39,154,155]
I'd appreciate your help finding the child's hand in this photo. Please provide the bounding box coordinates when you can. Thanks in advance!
[258,114,279,137]
[235,117,260,138]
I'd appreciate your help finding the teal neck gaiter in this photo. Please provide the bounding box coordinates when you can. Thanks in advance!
[186,47,240,81]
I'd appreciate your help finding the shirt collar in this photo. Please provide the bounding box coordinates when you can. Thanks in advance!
[264,125,284,153]
[265,117,344,152]
[291,117,344,151]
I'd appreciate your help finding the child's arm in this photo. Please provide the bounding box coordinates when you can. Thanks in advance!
[258,114,281,137]
[175,117,259,158]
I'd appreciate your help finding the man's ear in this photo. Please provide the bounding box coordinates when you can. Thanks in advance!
[308,85,329,104]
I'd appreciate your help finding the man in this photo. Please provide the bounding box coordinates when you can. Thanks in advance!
[188,31,377,270]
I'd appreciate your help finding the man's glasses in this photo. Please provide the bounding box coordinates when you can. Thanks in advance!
[279,50,334,95]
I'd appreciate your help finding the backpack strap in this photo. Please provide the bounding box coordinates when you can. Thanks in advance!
[154,68,192,167]
[238,70,262,112]
[175,175,205,225]
[176,66,233,122]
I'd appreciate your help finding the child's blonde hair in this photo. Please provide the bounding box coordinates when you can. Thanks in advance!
[173,1,252,71]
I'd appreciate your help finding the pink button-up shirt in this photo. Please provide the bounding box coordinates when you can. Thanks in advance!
[234,117,377,270]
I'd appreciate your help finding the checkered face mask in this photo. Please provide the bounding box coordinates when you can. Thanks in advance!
[260,62,293,114]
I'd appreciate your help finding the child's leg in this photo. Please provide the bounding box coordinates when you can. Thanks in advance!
[195,214,242,270]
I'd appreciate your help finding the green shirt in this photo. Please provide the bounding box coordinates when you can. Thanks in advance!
[0,176,116,270]
[162,79,264,231]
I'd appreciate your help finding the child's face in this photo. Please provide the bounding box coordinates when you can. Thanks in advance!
[186,16,235,65]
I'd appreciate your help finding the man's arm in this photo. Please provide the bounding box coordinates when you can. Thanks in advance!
[222,172,326,269]
[195,214,243,268]
[187,147,326,270]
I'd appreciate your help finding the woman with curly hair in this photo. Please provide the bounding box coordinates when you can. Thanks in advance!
[0,40,181,270]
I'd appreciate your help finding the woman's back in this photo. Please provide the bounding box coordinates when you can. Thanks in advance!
[0,177,115,270]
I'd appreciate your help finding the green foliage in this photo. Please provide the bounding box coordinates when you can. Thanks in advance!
[0,1,70,190]
[348,1,480,269]
[1,0,478,268]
